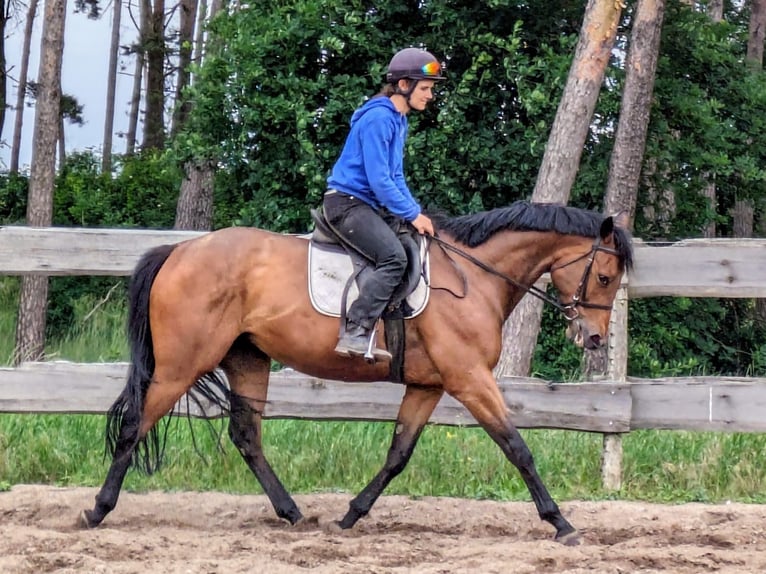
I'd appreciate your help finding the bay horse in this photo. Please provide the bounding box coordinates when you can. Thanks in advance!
[80,200,632,544]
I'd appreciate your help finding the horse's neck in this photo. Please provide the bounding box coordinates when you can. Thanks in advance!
[469,231,564,319]
[477,230,560,283]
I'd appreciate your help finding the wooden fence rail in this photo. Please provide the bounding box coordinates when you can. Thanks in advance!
[2,226,766,490]
[3,226,766,297]
[2,362,766,433]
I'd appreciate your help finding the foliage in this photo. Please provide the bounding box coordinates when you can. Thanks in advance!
[636,4,766,238]
[4,0,766,378]
[54,151,180,228]
[178,0,581,231]
[5,151,179,337]
[0,173,28,223]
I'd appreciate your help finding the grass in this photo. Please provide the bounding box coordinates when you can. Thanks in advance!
[1,276,765,503]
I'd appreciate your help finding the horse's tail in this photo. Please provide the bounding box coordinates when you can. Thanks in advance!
[105,243,177,474]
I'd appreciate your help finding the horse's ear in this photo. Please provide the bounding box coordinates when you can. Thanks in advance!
[599,216,615,241]
[600,210,629,241]
[612,210,630,229]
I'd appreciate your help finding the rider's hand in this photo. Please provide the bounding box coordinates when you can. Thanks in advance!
[411,213,434,236]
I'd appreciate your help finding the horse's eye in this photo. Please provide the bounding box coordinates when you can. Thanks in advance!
[598,274,610,286]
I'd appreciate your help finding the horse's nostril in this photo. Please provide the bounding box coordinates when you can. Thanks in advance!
[589,334,602,348]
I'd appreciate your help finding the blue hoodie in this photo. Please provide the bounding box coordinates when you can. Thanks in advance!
[327,97,421,221]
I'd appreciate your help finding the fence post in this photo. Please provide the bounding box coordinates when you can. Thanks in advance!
[601,286,628,490]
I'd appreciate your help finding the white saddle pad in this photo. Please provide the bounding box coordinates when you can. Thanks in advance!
[305,236,430,319]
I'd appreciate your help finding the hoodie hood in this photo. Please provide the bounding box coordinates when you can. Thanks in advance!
[349,97,400,128]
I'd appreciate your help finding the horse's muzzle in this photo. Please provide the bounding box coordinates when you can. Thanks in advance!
[566,321,604,349]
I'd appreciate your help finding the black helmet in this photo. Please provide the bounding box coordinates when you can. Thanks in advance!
[386,48,446,83]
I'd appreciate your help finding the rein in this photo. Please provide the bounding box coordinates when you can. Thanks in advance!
[428,233,619,321]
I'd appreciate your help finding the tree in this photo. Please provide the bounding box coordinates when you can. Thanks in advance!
[708,0,724,22]
[9,0,39,174]
[174,158,214,229]
[192,0,209,80]
[699,0,725,238]
[125,0,149,156]
[143,0,166,149]
[0,0,9,142]
[495,0,624,377]
[172,0,228,231]
[57,92,85,169]
[170,0,198,136]
[597,0,665,490]
[747,0,766,69]
[604,0,666,223]
[102,0,123,173]
[15,0,67,364]
[25,82,83,170]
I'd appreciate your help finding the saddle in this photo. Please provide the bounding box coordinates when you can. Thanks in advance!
[307,208,431,381]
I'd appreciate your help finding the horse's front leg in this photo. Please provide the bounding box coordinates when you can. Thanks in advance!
[338,385,443,529]
[447,371,580,545]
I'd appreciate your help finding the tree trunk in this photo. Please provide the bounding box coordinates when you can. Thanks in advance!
[604,0,665,223]
[595,0,665,490]
[700,178,716,238]
[102,0,122,173]
[496,0,623,377]
[143,0,166,149]
[0,0,8,143]
[15,0,67,365]
[58,114,66,170]
[731,199,754,239]
[596,0,664,381]
[756,200,766,324]
[171,0,198,136]
[209,0,223,18]
[192,0,208,82]
[126,14,146,156]
[707,0,723,22]
[747,0,766,69]
[10,0,40,174]
[174,159,215,230]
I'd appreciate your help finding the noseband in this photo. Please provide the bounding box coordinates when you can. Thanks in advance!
[429,234,620,321]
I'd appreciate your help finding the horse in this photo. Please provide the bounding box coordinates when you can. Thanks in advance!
[79,200,632,545]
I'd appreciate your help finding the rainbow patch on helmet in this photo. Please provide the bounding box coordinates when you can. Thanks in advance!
[421,61,441,76]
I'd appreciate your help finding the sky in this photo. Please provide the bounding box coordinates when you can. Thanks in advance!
[1,1,140,171]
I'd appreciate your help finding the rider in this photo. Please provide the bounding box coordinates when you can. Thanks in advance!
[323,47,445,361]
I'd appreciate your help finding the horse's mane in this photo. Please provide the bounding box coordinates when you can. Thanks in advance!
[432,201,634,269]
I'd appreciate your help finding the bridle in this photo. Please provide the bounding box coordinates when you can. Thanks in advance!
[549,236,620,320]
[428,234,621,321]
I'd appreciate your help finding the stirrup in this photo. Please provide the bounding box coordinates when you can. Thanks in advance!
[335,326,391,363]
[362,331,392,363]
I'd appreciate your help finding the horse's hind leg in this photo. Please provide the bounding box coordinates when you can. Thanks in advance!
[447,371,579,544]
[79,402,141,527]
[81,374,195,528]
[221,336,303,525]
[338,385,443,529]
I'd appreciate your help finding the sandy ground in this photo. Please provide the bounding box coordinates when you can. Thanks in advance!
[0,485,764,573]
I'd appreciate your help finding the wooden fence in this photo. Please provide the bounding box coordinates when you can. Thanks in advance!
[2,226,766,488]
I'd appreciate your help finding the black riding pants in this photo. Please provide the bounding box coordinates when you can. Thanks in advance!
[323,191,407,330]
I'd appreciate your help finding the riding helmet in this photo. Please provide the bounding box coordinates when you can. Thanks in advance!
[386,48,446,83]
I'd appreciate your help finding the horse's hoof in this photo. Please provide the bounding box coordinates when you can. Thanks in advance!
[78,509,98,529]
[323,520,344,534]
[555,529,581,546]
